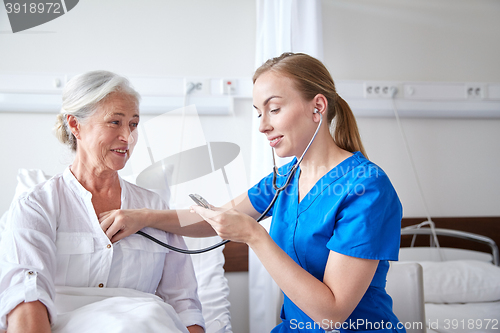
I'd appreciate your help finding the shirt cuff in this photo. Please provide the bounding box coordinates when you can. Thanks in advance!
[0,281,56,330]
[177,309,205,331]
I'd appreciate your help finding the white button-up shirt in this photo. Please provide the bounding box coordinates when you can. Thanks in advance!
[0,168,204,330]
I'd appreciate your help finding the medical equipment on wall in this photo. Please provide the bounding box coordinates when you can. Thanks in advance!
[137,109,323,254]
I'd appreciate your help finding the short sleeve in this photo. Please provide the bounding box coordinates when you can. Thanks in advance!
[326,173,402,261]
[248,159,298,217]
[248,171,276,217]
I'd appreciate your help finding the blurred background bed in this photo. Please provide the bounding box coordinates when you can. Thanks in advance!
[396,217,500,333]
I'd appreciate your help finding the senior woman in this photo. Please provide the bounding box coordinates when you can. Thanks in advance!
[0,71,204,333]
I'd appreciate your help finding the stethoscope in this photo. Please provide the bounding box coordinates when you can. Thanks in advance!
[137,109,323,254]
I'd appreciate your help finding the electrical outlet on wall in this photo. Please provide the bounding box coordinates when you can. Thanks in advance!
[465,83,486,99]
[363,82,399,99]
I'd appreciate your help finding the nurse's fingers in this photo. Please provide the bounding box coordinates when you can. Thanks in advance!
[190,205,236,240]
[190,205,256,243]
[189,205,225,222]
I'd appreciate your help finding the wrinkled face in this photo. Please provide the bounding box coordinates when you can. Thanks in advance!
[76,92,139,172]
[253,71,317,158]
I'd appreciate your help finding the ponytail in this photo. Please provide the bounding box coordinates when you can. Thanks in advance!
[331,95,368,159]
[255,52,368,159]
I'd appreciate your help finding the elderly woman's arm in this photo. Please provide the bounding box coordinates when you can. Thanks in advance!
[187,325,205,333]
[0,197,57,332]
[7,301,51,333]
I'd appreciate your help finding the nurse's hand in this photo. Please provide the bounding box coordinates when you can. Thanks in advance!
[99,209,150,243]
[190,205,264,244]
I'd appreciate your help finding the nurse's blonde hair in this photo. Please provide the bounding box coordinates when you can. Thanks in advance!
[54,70,140,152]
[253,52,367,159]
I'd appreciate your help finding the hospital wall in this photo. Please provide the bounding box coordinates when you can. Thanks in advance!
[322,0,500,218]
[0,1,499,333]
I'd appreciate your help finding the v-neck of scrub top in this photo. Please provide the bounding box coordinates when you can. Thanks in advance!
[295,152,357,214]
[273,152,363,273]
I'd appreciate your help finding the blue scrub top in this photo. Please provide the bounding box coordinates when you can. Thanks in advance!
[248,152,404,333]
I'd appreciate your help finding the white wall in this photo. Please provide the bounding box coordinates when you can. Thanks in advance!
[323,0,500,217]
[0,0,256,77]
[323,0,500,82]
[1,1,500,332]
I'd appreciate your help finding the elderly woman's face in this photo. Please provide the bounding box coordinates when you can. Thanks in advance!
[76,92,139,172]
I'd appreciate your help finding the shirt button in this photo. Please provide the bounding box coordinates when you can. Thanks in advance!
[98,283,104,288]
[107,244,112,249]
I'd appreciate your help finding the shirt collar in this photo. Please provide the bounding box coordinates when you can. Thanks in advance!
[63,166,91,197]
[63,166,127,207]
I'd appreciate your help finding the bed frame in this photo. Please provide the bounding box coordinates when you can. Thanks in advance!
[222,216,500,272]
[400,217,500,259]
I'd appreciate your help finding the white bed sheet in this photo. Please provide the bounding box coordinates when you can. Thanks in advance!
[0,286,193,333]
[53,286,190,333]
[425,302,500,333]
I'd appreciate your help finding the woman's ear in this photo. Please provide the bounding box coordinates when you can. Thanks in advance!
[312,94,328,121]
[66,115,80,139]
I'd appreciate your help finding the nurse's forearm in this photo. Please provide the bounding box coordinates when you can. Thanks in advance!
[247,230,347,326]
[102,208,217,242]
[147,209,217,237]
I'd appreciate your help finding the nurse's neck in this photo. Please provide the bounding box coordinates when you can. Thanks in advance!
[298,143,352,181]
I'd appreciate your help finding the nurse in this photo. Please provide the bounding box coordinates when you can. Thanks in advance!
[100,52,404,332]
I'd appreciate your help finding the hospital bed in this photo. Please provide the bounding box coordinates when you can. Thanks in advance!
[0,169,233,333]
[392,218,500,333]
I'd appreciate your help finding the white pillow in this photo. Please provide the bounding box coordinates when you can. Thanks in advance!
[14,169,51,198]
[420,260,500,303]
[183,236,232,333]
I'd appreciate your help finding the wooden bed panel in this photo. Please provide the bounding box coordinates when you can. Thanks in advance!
[223,241,248,272]
[223,217,500,272]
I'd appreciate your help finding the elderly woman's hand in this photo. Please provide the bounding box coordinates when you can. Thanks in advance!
[189,205,264,245]
[99,209,150,242]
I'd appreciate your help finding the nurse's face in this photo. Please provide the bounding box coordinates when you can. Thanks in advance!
[75,92,139,172]
[253,71,317,158]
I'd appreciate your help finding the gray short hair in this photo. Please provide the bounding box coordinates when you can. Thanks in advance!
[54,70,140,151]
